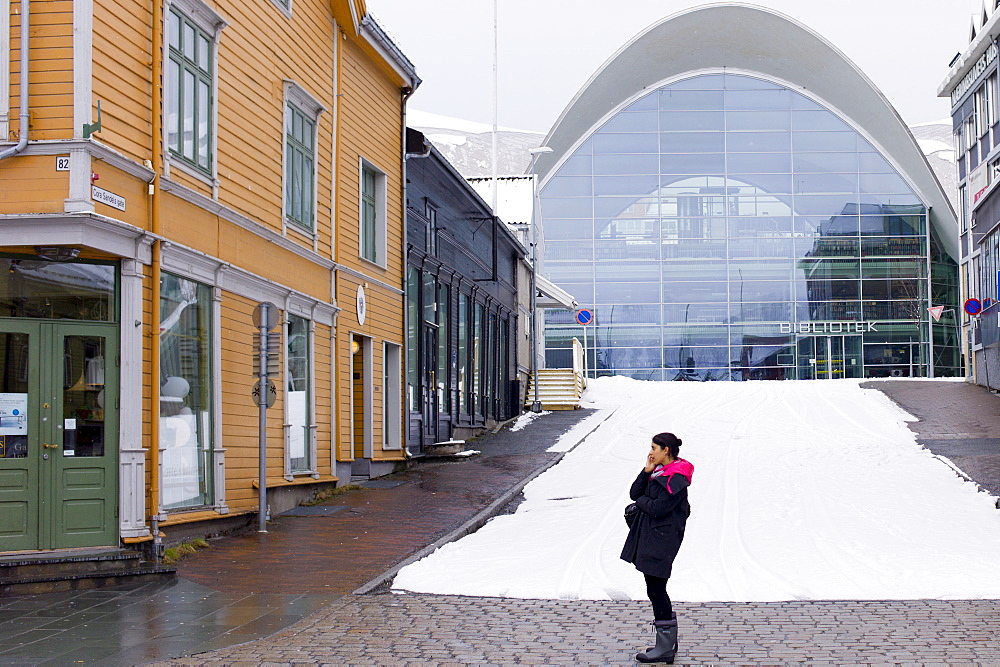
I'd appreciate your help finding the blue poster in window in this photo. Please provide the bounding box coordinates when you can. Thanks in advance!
[0,393,27,435]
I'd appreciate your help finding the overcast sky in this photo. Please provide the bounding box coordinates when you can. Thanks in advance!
[367,0,976,134]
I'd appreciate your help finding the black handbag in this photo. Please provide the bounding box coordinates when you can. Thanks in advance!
[624,502,639,528]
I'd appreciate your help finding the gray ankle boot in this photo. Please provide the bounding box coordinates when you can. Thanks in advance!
[635,618,677,663]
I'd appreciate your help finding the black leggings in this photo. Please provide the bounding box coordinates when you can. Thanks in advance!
[643,573,673,621]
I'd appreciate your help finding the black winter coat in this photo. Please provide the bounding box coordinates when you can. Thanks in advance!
[620,467,691,579]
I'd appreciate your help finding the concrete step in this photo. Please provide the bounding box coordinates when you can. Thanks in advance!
[0,547,176,595]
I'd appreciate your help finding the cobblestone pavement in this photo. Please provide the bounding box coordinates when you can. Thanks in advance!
[864,380,1000,498]
[160,592,1000,665]
[150,381,1000,666]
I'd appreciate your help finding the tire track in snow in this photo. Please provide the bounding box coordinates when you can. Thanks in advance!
[714,383,812,600]
[554,385,750,601]
[769,384,885,597]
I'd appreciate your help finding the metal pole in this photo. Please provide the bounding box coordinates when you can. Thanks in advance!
[530,154,542,413]
[258,303,269,533]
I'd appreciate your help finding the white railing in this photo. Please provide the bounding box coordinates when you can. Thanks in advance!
[572,337,587,383]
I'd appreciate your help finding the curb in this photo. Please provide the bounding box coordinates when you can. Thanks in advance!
[352,407,615,596]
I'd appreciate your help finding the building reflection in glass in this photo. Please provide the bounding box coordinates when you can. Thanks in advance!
[540,73,960,380]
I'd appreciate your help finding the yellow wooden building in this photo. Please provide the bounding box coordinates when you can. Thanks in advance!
[0,0,417,556]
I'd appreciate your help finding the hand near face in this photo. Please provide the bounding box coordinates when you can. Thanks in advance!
[644,452,656,473]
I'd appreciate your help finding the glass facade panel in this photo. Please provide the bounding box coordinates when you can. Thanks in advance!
[0,259,115,321]
[287,314,311,473]
[159,273,213,509]
[540,72,958,380]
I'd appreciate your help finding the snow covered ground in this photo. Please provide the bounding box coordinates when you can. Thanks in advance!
[394,377,1000,602]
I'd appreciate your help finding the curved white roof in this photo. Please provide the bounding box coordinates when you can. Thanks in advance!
[536,3,958,259]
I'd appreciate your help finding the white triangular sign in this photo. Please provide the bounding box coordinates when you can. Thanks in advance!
[928,305,945,321]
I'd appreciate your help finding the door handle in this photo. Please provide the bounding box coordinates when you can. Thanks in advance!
[43,443,59,449]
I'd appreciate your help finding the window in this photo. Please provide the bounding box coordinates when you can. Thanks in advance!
[159,273,214,509]
[406,267,420,412]
[458,293,470,414]
[965,115,977,151]
[960,185,969,233]
[286,314,312,473]
[990,74,999,127]
[425,201,438,255]
[284,82,324,232]
[383,343,402,448]
[166,1,224,175]
[474,302,484,418]
[437,282,450,413]
[976,84,990,138]
[361,161,387,264]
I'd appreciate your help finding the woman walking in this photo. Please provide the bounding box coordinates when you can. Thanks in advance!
[621,432,693,664]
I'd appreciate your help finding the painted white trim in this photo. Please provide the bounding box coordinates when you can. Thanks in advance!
[283,79,326,118]
[159,241,339,325]
[359,157,388,267]
[166,0,227,33]
[382,341,402,450]
[349,333,375,459]
[363,335,374,458]
[0,212,339,324]
[15,139,157,180]
[209,18,221,199]
[283,80,324,240]
[64,147,94,213]
[211,270,228,512]
[0,213,155,261]
[281,306,293,479]
[160,176,335,270]
[0,0,10,138]
[281,307,319,478]
[329,318,337,473]
[166,156,216,190]
[334,263,403,295]
[163,0,226,192]
[308,307,318,475]
[119,259,150,538]
[268,0,292,19]
[73,0,93,139]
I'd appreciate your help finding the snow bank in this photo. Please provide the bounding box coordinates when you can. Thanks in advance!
[394,378,1000,602]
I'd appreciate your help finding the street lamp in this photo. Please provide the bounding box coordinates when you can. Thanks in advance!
[528,146,553,413]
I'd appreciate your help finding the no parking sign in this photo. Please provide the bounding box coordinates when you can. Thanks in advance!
[575,309,593,325]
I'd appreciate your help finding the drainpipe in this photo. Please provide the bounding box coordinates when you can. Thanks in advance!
[149,0,164,557]
[400,84,415,455]
[0,0,29,161]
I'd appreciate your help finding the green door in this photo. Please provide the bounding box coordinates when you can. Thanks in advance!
[0,321,118,551]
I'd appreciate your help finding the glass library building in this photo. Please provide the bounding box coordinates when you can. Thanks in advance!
[535,4,961,381]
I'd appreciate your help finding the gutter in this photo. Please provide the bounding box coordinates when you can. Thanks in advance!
[359,15,421,90]
[0,0,29,161]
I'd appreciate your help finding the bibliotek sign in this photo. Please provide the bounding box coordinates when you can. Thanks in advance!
[779,321,878,334]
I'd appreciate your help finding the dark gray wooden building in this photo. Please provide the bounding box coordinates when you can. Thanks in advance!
[404,128,527,454]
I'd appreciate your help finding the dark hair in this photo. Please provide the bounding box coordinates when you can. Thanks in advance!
[652,432,682,459]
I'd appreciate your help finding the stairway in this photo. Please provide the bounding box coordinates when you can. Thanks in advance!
[0,547,176,596]
[525,368,586,411]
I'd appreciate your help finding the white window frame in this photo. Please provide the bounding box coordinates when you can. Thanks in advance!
[989,74,999,128]
[269,0,292,18]
[282,80,325,236]
[383,342,402,449]
[965,115,978,152]
[284,310,317,477]
[360,158,388,266]
[163,0,226,189]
